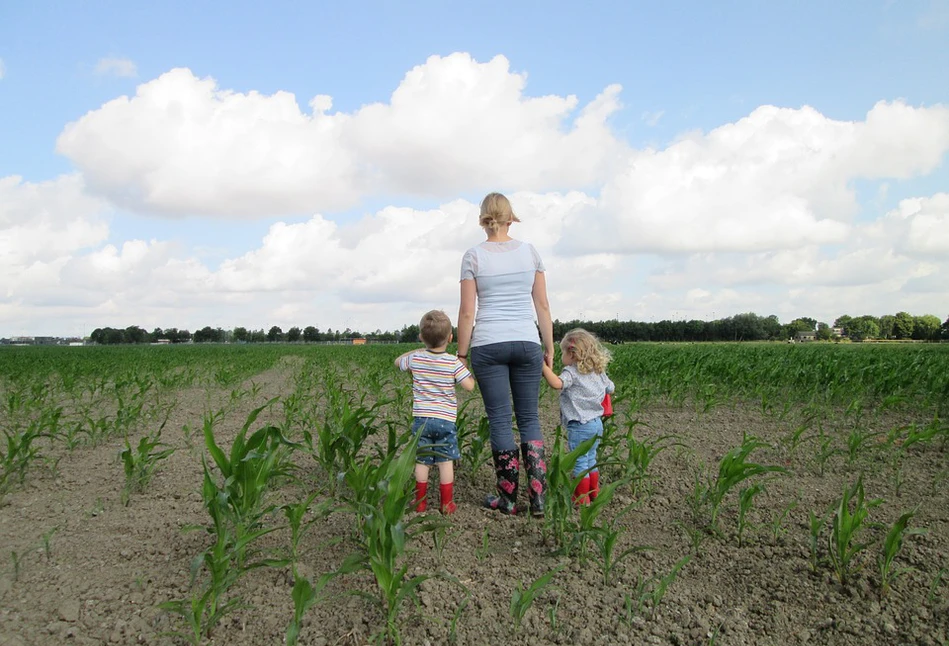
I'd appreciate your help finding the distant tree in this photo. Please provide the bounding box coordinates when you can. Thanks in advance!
[232,326,249,343]
[303,326,320,342]
[149,327,163,343]
[833,315,853,331]
[913,315,942,341]
[847,316,880,342]
[399,324,420,343]
[942,316,949,340]
[250,329,266,343]
[287,326,302,343]
[124,326,147,344]
[194,326,224,343]
[893,311,915,339]
[267,326,283,342]
[878,314,896,339]
[816,322,833,341]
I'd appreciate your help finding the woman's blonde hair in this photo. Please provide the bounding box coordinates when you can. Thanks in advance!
[479,192,521,234]
[561,328,611,375]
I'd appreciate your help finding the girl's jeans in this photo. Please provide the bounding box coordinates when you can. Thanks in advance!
[567,417,603,477]
[470,341,544,452]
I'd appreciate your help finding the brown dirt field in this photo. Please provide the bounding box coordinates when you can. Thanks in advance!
[1,362,948,646]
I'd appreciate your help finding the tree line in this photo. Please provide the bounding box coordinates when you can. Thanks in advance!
[88,311,949,345]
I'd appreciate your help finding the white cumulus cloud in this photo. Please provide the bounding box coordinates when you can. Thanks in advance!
[561,101,949,254]
[56,54,627,218]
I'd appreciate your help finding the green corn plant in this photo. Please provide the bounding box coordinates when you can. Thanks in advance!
[543,432,597,553]
[286,572,333,646]
[769,499,798,544]
[626,556,690,621]
[808,510,828,573]
[846,427,881,465]
[303,395,380,494]
[119,424,176,505]
[704,435,786,531]
[458,414,491,479]
[736,483,765,547]
[475,527,492,561]
[929,568,946,604]
[878,508,925,597]
[339,431,442,645]
[813,430,837,477]
[828,476,883,585]
[203,399,298,542]
[1,414,52,497]
[509,566,563,632]
[281,492,337,574]
[586,484,652,585]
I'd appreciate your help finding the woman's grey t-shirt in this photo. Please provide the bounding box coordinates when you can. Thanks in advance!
[559,365,616,425]
[460,240,545,348]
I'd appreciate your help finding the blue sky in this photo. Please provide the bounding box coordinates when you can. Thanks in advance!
[1,1,947,337]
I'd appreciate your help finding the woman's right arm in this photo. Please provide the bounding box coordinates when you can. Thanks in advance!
[457,278,477,362]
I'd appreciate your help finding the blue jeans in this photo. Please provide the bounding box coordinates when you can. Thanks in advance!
[470,341,544,452]
[567,417,602,477]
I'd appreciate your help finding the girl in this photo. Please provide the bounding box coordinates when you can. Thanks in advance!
[541,328,615,504]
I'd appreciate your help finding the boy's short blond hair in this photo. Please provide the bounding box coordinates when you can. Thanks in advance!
[419,310,453,348]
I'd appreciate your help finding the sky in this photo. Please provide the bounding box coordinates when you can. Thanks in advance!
[1,1,948,338]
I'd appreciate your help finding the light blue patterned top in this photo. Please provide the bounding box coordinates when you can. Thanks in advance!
[559,365,615,425]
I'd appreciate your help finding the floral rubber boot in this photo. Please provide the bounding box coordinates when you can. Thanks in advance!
[483,449,519,515]
[521,441,547,518]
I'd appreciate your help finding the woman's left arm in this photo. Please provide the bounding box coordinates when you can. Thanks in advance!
[532,271,555,368]
[457,278,477,362]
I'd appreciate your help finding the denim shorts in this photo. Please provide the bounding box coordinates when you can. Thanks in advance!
[412,417,461,465]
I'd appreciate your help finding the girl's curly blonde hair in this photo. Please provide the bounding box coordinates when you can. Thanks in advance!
[560,328,611,375]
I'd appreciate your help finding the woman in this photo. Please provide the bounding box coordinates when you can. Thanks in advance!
[456,192,555,517]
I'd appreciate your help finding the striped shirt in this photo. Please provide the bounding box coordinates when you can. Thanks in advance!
[398,350,472,422]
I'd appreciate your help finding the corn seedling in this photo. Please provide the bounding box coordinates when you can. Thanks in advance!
[878,508,925,597]
[475,527,492,561]
[769,499,798,544]
[10,550,21,582]
[203,399,298,554]
[702,435,785,533]
[928,568,946,604]
[846,427,881,465]
[592,503,653,585]
[509,566,563,632]
[828,476,882,585]
[812,428,838,477]
[339,431,441,645]
[544,432,597,553]
[119,425,175,505]
[286,572,332,646]
[281,493,336,574]
[626,556,691,621]
[458,413,491,479]
[808,509,828,573]
[736,483,765,547]
[41,526,58,561]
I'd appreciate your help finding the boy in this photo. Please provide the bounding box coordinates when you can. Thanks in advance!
[395,310,475,514]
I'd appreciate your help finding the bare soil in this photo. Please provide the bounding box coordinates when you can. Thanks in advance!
[2,363,948,646]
